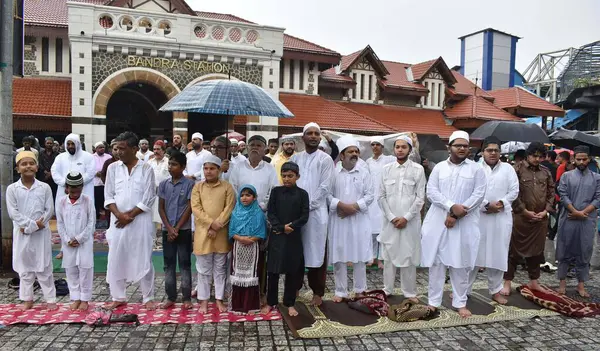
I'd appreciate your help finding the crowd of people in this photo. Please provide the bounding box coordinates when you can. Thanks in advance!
[7,124,600,320]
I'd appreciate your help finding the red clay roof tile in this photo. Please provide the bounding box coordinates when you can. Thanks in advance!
[448,71,494,100]
[283,34,340,57]
[444,95,522,122]
[380,61,428,91]
[196,11,255,24]
[410,59,438,81]
[25,0,106,27]
[13,77,72,117]
[488,87,565,117]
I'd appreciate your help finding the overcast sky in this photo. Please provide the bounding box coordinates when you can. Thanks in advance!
[187,0,599,75]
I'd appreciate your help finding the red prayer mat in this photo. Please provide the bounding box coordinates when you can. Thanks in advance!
[0,302,281,325]
[518,284,600,318]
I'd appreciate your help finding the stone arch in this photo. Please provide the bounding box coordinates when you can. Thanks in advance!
[93,67,180,116]
[184,73,240,90]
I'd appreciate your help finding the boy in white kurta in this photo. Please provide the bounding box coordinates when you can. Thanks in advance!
[468,137,518,304]
[378,136,426,300]
[56,172,96,310]
[421,131,486,318]
[328,136,374,302]
[7,151,56,310]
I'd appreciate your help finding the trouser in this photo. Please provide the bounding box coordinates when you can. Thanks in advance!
[65,266,93,301]
[504,252,543,281]
[162,229,192,302]
[109,265,155,303]
[428,260,470,309]
[333,262,367,298]
[298,248,328,297]
[267,268,303,307]
[558,261,590,282]
[467,267,504,295]
[383,261,417,297]
[94,186,104,217]
[372,233,380,260]
[19,263,56,303]
[196,253,228,300]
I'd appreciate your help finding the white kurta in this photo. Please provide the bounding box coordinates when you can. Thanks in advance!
[185,149,211,180]
[136,150,154,162]
[104,160,156,285]
[367,155,396,234]
[52,134,96,211]
[328,165,374,264]
[421,159,487,269]
[291,150,334,267]
[56,194,95,269]
[6,179,54,274]
[378,159,426,267]
[476,161,519,271]
[229,159,278,211]
[230,153,247,167]
[148,157,170,223]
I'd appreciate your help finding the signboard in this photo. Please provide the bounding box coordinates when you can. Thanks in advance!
[127,55,231,74]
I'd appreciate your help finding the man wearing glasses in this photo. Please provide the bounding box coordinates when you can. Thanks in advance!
[421,130,487,318]
[467,136,519,304]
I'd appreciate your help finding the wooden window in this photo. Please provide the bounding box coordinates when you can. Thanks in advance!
[41,37,49,72]
[360,74,365,100]
[289,59,295,89]
[79,82,84,90]
[431,83,436,107]
[79,98,85,105]
[55,38,63,72]
[299,61,305,90]
[269,81,273,89]
[279,60,284,88]
[438,83,443,107]
[79,66,84,74]
[352,73,357,99]
[368,75,373,101]
[424,82,429,106]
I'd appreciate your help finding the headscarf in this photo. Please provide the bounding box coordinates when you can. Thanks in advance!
[63,133,82,156]
[228,185,266,239]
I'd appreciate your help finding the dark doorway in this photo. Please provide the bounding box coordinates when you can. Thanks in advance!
[106,82,173,142]
[187,113,234,143]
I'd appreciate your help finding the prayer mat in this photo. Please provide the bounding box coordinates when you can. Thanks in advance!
[0,302,281,325]
[518,284,600,318]
[282,282,558,339]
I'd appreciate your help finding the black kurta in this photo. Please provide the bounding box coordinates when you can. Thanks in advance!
[267,185,309,274]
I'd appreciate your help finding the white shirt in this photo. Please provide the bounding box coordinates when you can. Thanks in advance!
[366,154,396,234]
[148,156,170,187]
[229,159,278,211]
[230,153,247,167]
[52,146,96,211]
[136,150,154,162]
[56,194,95,269]
[185,149,212,180]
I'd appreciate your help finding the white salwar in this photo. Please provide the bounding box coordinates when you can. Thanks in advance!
[378,159,426,297]
[147,157,170,223]
[6,179,56,303]
[56,194,95,301]
[229,159,279,211]
[328,164,374,297]
[366,155,396,260]
[468,161,519,295]
[51,133,96,211]
[104,160,157,303]
[195,253,228,300]
[421,159,487,309]
[291,150,334,267]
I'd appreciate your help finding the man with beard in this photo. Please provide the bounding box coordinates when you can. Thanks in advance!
[502,142,554,295]
[366,138,396,268]
[136,139,154,162]
[421,131,486,318]
[378,136,425,300]
[467,136,519,305]
[556,145,600,297]
[104,131,157,310]
[17,136,39,158]
[238,141,247,157]
[185,133,212,181]
[38,137,59,201]
[291,122,334,306]
[272,136,296,184]
[328,135,374,302]
[229,139,247,166]
[93,142,112,219]
[172,134,187,154]
[265,138,279,160]
[51,133,96,211]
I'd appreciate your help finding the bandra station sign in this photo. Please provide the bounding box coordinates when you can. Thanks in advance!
[127,55,231,74]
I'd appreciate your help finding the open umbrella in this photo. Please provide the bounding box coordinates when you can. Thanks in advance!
[219,130,245,141]
[470,121,549,143]
[549,128,600,155]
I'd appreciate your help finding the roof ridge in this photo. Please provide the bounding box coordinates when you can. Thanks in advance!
[284,33,338,54]
[381,59,412,66]
[195,10,255,23]
[334,101,398,132]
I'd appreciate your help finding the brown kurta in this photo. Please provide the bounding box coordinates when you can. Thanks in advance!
[511,161,555,257]
[191,180,236,255]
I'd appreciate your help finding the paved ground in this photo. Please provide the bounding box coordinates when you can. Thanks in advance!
[1,254,600,350]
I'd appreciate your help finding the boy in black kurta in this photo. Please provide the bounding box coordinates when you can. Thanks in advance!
[266,162,310,316]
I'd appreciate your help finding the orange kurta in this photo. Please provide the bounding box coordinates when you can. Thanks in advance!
[191,180,236,255]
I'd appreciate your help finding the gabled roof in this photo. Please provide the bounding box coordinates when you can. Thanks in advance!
[338,46,389,77]
[283,34,340,57]
[447,71,494,101]
[13,77,72,117]
[489,86,565,117]
[444,95,523,122]
[380,61,428,92]
[25,0,106,27]
[410,57,457,85]
[320,68,356,84]
[278,93,395,133]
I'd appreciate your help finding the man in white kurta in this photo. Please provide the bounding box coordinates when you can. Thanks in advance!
[136,139,154,162]
[468,137,519,304]
[291,122,334,306]
[185,132,212,181]
[104,132,157,309]
[229,138,248,167]
[367,138,396,266]
[51,133,96,212]
[378,136,426,299]
[56,172,95,309]
[421,131,487,318]
[328,136,374,302]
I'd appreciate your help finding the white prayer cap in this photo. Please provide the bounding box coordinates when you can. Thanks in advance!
[303,122,321,134]
[281,134,295,143]
[139,139,149,145]
[336,135,360,153]
[370,137,384,146]
[449,131,469,144]
[192,132,204,140]
[203,154,222,168]
[238,141,246,146]
[395,135,413,148]
[229,138,239,146]
[94,141,105,148]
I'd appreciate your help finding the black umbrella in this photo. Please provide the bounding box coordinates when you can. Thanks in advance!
[470,121,549,143]
[417,134,448,163]
[549,128,600,155]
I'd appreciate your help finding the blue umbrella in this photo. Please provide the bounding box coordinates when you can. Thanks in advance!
[159,79,294,118]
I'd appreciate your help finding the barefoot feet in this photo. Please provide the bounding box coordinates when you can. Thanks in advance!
[183,301,193,310]
[288,306,299,317]
[407,297,420,304]
[47,303,58,311]
[260,305,272,314]
[144,301,157,311]
[216,300,227,313]
[492,293,508,305]
[527,279,544,292]
[577,282,590,298]
[457,307,472,318]
[106,301,127,310]
[70,300,81,310]
[19,301,34,311]
[78,301,89,311]
[198,300,209,314]
[557,280,567,295]
[332,296,344,303]
[311,295,323,306]
[160,301,176,309]
[500,280,511,296]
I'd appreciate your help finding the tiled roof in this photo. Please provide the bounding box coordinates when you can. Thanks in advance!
[339,50,362,72]
[444,95,523,122]
[488,87,565,117]
[340,102,457,138]
[25,0,106,27]
[380,61,428,91]
[447,71,494,100]
[283,34,340,57]
[278,93,395,133]
[320,67,356,83]
[13,77,72,117]
[410,59,438,81]
[196,11,255,24]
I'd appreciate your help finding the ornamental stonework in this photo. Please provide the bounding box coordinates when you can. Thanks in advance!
[92,52,263,95]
